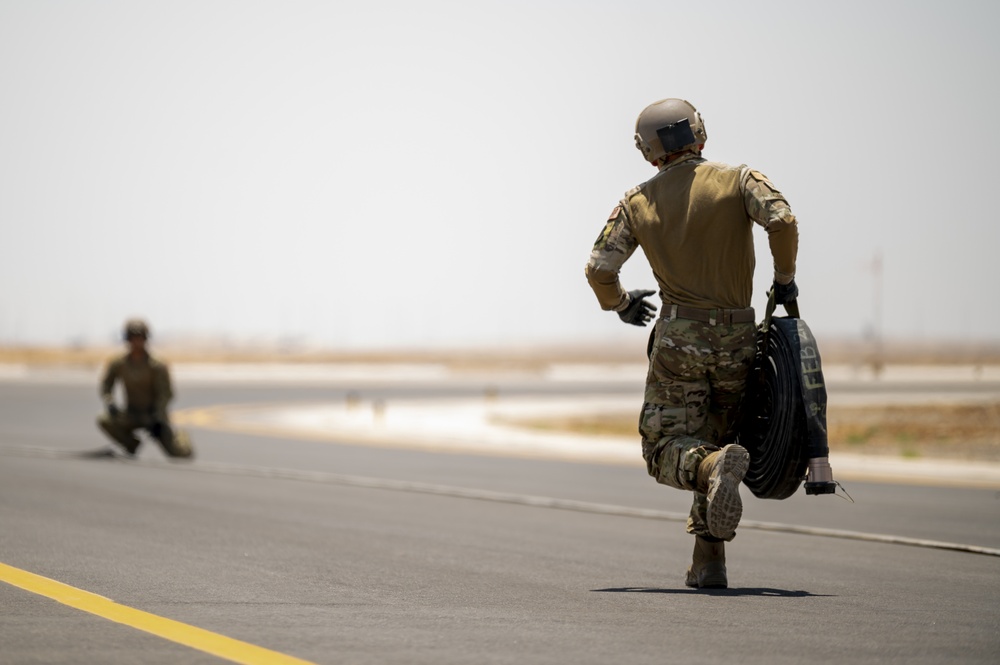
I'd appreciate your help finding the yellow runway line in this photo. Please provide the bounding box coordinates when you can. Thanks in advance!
[0,562,318,665]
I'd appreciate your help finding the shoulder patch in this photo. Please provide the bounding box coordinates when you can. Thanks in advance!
[749,169,775,188]
[594,218,616,247]
[606,205,622,221]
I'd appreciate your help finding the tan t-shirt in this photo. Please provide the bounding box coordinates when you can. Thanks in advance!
[586,154,798,312]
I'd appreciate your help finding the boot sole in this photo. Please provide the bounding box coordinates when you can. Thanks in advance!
[706,444,750,540]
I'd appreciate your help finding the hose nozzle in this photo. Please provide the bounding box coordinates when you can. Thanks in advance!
[804,456,837,495]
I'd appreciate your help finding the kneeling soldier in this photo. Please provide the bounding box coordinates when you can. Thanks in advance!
[97,318,192,458]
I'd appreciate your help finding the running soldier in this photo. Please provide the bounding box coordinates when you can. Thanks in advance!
[585,99,799,588]
[96,318,192,458]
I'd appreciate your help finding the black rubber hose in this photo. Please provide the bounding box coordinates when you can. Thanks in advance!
[738,317,809,500]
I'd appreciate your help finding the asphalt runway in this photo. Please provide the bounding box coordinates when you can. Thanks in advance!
[2,371,999,664]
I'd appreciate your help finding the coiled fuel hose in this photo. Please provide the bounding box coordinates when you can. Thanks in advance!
[739,293,838,500]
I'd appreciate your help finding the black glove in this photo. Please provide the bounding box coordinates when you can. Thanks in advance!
[148,421,164,439]
[772,279,798,305]
[618,289,657,327]
[106,403,120,418]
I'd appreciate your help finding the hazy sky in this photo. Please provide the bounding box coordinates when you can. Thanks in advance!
[2,0,998,350]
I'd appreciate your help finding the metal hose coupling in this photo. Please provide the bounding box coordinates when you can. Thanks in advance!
[804,457,837,495]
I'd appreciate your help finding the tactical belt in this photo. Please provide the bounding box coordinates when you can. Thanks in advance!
[660,303,755,325]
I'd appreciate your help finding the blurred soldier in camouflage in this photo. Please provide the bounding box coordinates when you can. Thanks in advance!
[96,318,192,458]
[585,99,798,588]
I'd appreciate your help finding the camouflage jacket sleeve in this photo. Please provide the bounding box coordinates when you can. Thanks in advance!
[741,167,798,284]
[99,357,122,406]
[585,199,640,311]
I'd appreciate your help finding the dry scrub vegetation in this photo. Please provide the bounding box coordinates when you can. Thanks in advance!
[2,337,1000,368]
[509,402,1000,463]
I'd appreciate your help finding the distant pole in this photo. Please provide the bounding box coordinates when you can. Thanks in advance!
[872,250,883,378]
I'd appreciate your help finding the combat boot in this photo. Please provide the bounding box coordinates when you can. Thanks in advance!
[696,444,750,540]
[165,428,194,459]
[685,536,727,588]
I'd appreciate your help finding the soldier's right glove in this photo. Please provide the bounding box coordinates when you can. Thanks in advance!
[618,289,657,327]
[772,279,798,305]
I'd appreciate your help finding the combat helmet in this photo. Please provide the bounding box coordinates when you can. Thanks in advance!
[123,318,150,340]
[634,98,708,164]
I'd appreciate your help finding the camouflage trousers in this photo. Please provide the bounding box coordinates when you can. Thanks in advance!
[96,410,192,458]
[639,317,756,538]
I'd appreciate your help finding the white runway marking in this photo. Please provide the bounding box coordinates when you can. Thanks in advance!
[3,444,999,558]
